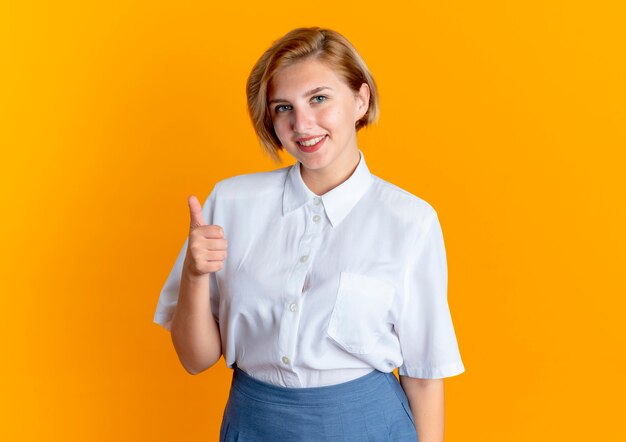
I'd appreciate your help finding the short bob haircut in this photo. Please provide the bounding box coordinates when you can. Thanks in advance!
[246,27,380,164]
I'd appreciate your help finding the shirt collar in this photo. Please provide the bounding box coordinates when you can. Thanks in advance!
[282,149,374,228]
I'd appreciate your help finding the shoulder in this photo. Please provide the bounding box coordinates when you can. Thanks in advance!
[369,174,438,227]
[213,165,291,199]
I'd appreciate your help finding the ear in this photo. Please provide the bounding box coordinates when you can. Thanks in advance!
[354,82,371,123]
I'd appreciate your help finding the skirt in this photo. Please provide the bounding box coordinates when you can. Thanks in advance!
[220,364,418,441]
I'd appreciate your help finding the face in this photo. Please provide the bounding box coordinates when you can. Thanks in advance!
[268,58,370,181]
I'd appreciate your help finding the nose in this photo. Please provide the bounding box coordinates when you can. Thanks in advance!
[291,106,314,134]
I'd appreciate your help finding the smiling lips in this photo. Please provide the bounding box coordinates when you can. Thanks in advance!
[296,135,327,153]
[297,135,326,147]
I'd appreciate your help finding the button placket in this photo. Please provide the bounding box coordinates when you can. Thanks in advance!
[277,200,326,382]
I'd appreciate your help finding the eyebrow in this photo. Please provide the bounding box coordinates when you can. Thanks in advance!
[268,86,333,105]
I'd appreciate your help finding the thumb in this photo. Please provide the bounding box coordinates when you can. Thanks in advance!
[188,195,207,230]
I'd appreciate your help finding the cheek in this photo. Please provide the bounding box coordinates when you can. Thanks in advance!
[318,107,344,128]
[272,118,288,137]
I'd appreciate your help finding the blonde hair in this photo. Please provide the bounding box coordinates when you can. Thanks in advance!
[246,27,380,164]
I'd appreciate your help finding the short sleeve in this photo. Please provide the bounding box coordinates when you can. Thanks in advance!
[152,182,221,332]
[396,211,465,379]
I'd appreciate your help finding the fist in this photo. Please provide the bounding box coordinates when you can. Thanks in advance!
[184,194,228,276]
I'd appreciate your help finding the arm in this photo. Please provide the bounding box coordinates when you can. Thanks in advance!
[168,195,226,375]
[399,375,445,442]
[170,259,222,375]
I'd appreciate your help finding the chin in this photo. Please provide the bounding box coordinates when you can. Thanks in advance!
[300,152,332,169]
[287,146,324,163]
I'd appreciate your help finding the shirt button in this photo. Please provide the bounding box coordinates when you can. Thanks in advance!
[282,356,290,364]
[300,255,309,263]
[289,303,298,312]
[312,214,321,223]
[313,197,321,205]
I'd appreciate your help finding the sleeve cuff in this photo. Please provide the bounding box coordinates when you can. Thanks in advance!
[153,313,173,332]
[398,361,465,379]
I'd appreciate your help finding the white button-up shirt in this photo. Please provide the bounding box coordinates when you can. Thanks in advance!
[154,150,465,387]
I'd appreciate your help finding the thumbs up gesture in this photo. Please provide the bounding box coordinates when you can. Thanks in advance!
[184,195,228,277]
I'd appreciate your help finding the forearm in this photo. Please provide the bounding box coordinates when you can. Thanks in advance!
[170,262,222,375]
[399,375,445,442]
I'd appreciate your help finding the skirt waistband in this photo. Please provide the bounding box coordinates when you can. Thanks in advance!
[231,365,392,407]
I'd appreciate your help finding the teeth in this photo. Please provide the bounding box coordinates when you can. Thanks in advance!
[298,136,325,147]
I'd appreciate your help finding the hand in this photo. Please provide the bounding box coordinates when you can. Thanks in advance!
[184,195,228,277]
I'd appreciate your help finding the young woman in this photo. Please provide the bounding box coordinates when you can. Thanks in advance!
[154,26,465,441]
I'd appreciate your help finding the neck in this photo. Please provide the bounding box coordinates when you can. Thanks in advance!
[300,148,360,196]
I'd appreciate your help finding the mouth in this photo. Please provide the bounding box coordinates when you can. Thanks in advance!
[296,135,326,146]
[296,135,327,153]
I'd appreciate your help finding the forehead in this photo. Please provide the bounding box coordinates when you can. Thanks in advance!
[268,59,345,97]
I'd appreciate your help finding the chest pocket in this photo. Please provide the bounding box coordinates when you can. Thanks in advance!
[326,271,396,355]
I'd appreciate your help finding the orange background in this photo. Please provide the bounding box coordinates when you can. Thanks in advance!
[1,1,625,441]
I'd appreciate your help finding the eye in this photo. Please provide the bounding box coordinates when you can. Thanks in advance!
[312,95,327,103]
[274,104,291,113]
